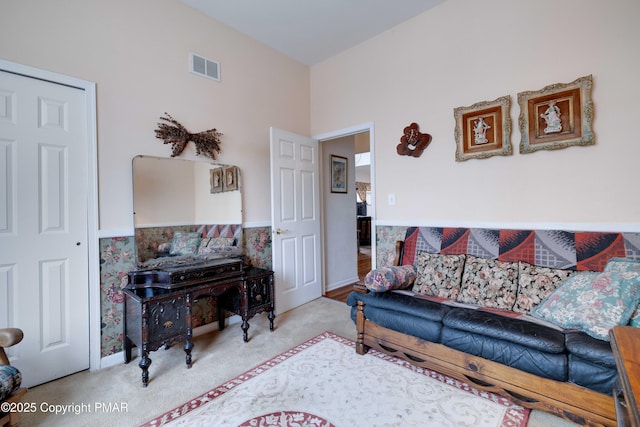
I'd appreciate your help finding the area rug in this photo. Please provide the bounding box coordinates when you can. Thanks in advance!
[141,332,530,427]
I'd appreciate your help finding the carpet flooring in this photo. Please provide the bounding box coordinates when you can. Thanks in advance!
[19,297,578,426]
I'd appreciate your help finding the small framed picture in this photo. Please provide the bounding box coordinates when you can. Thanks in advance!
[454,95,512,162]
[518,75,594,154]
[223,166,238,191]
[330,155,348,193]
[210,168,223,193]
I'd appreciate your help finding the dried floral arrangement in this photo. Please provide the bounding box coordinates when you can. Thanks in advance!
[154,113,223,160]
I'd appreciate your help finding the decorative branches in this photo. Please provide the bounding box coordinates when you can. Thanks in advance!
[154,113,223,160]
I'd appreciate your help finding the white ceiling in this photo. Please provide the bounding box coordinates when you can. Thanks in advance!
[181,0,445,66]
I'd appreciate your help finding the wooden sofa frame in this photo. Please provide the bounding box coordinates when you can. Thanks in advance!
[353,241,616,427]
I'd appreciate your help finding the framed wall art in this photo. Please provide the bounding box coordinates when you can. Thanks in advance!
[517,75,594,154]
[223,165,238,191]
[330,155,347,193]
[210,167,223,193]
[454,95,512,162]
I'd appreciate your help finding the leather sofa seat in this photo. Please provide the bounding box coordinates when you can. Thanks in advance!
[443,308,566,354]
[347,291,450,322]
[565,331,617,394]
[347,292,450,343]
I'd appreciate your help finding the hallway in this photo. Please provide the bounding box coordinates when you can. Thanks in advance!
[324,246,371,303]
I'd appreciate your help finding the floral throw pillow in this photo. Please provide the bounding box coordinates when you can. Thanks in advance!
[412,252,466,300]
[170,232,201,256]
[364,265,417,292]
[604,257,640,273]
[531,271,640,341]
[198,237,236,255]
[457,255,518,310]
[513,262,578,314]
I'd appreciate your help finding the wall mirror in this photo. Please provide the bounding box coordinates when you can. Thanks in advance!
[132,155,243,267]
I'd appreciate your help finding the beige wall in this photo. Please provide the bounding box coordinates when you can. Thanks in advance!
[311,0,640,229]
[0,0,310,231]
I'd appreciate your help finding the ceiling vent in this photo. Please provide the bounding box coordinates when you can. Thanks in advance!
[190,53,220,82]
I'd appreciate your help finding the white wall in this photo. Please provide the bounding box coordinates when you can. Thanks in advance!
[0,0,310,232]
[323,136,358,290]
[310,0,640,230]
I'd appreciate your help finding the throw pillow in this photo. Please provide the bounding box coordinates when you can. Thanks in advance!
[513,262,578,314]
[0,365,22,401]
[198,237,236,255]
[457,255,518,310]
[170,232,201,256]
[412,252,466,300]
[364,265,417,292]
[604,257,640,273]
[531,271,640,341]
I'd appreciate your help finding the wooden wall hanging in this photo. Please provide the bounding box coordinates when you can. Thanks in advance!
[397,122,431,157]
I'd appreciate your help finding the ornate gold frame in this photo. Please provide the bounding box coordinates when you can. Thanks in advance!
[518,75,594,154]
[454,95,512,162]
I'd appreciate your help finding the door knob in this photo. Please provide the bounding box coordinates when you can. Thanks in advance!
[275,228,288,235]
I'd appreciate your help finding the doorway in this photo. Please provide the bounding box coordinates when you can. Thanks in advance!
[315,124,374,302]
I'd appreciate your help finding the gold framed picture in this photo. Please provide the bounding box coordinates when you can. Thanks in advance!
[517,75,594,154]
[454,95,512,162]
[210,168,223,193]
[223,166,238,191]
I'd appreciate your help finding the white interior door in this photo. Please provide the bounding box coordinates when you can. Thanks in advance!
[0,70,89,387]
[270,127,322,314]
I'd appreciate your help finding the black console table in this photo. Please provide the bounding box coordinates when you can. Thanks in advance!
[123,258,275,387]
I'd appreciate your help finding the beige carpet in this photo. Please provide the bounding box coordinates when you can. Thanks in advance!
[20,297,578,427]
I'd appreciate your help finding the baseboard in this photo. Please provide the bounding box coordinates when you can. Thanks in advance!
[99,315,242,370]
[326,276,360,292]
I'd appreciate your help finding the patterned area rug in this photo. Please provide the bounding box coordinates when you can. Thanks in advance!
[141,332,530,427]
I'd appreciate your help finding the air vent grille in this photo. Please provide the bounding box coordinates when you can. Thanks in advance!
[190,53,220,81]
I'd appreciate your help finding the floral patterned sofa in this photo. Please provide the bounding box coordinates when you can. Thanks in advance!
[347,227,640,426]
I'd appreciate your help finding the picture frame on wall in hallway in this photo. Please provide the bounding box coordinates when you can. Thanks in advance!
[330,155,348,193]
[454,95,512,162]
[518,74,595,154]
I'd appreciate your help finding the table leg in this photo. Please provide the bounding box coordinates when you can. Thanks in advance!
[268,310,275,331]
[184,340,193,368]
[139,352,152,387]
[124,336,132,363]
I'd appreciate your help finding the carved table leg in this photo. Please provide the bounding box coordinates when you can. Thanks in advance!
[139,351,152,387]
[184,340,193,368]
[124,336,132,363]
[268,310,275,331]
[242,318,250,343]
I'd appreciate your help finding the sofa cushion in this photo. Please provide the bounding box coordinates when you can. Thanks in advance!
[513,262,578,314]
[363,265,417,292]
[532,271,640,341]
[442,307,566,354]
[346,291,450,323]
[441,326,568,382]
[564,330,615,367]
[457,255,518,310]
[412,252,466,300]
[567,355,617,395]
[0,365,21,401]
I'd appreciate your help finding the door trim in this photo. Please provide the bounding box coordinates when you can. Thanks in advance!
[313,122,376,271]
[0,59,100,371]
